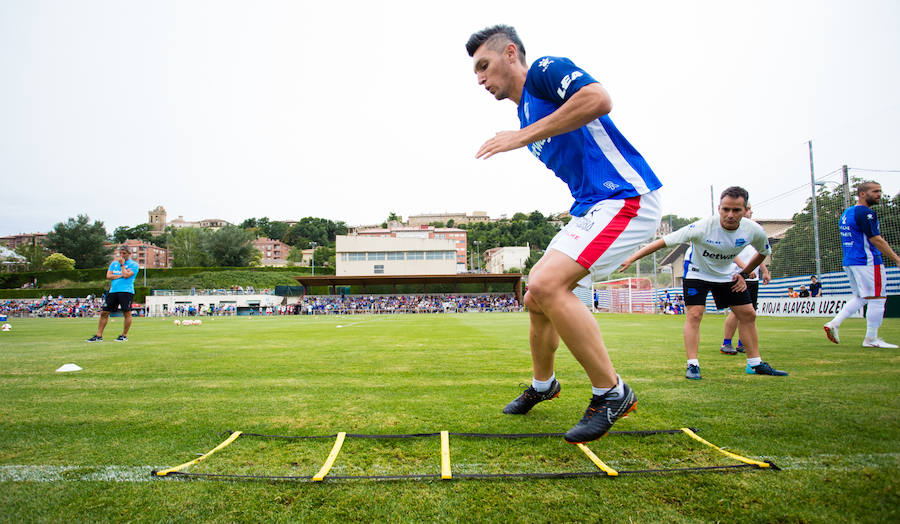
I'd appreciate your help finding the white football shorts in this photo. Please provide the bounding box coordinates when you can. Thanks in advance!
[845,264,885,298]
[548,190,662,288]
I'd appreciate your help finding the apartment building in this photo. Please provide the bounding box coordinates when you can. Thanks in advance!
[120,239,172,268]
[336,235,458,276]
[253,237,291,266]
[356,225,467,271]
[1,232,48,250]
[483,246,530,274]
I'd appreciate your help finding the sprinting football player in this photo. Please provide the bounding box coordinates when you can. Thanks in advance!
[824,181,900,348]
[620,186,787,379]
[87,245,139,342]
[466,25,663,443]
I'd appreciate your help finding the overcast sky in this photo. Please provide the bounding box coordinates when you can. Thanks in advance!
[2,0,899,237]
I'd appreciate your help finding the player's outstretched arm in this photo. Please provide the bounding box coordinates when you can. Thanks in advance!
[619,238,667,272]
[869,235,900,266]
[476,83,612,160]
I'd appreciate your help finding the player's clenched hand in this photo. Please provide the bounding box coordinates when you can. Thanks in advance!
[476,130,527,159]
[730,273,747,292]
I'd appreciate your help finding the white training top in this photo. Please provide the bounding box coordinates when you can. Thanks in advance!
[663,215,771,283]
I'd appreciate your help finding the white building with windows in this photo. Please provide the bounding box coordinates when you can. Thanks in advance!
[484,246,530,274]
[336,235,457,276]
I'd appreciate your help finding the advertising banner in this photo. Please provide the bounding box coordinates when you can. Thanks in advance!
[757,295,863,318]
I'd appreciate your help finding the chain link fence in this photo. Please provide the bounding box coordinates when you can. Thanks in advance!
[767,175,900,280]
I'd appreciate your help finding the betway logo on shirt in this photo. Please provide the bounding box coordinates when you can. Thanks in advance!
[701,249,734,261]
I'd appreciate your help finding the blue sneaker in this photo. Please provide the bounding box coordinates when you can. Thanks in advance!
[686,364,701,380]
[720,343,737,355]
[746,362,788,376]
[736,342,745,353]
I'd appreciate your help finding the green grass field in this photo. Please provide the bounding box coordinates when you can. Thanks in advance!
[1,312,898,522]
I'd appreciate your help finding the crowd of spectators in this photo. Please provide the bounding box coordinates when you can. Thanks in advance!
[1,296,105,318]
[170,304,239,316]
[296,294,521,315]
[658,293,685,315]
[2,293,522,318]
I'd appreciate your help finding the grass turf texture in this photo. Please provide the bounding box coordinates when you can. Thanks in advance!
[0,313,897,522]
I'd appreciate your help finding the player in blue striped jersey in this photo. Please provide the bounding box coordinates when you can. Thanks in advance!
[824,181,900,348]
[466,25,662,443]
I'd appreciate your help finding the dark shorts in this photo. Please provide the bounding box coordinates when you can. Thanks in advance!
[103,292,134,313]
[682,279,752,310]
[746,280,759,310]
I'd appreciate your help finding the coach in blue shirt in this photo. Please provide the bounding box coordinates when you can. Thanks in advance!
[87,245,140,342]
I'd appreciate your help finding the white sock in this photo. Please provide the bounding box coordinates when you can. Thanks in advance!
[747,357,762,367]
[532,373,556,392]
[592,374,623,397]
[831,296,867,326]
[866,298,886,339]
[687,359,699,367]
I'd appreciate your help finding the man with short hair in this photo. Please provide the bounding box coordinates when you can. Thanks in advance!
[466,24,663,443]
[87,246,139,342]
[620,186,788,379]
[824,181,900,348]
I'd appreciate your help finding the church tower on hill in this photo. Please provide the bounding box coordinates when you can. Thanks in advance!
[148,205,167,232]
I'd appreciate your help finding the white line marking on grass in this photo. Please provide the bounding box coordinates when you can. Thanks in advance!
[332,317,387,329]
[3,453,896,481]
[0,466,161,482]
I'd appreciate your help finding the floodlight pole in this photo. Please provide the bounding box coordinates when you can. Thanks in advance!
[808,140,822,277]
[473,240,481,273]
[310,241,318,276]
[842,165,851,209]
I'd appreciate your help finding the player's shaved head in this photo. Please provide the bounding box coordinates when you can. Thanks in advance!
[466,24,527,65]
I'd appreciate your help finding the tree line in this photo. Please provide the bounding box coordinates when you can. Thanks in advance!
[22,195,886,280]
[9,215,348,271]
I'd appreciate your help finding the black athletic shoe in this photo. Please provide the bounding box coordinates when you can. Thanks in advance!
[746,362,788,376]
[86,335,102,342]
[502,380,561,415]
[115,334,127,342]
[564,382,637,443]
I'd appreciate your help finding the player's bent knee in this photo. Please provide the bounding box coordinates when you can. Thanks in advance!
[524,291,542,312]
[524,277,557,305]
[734,307,756,322]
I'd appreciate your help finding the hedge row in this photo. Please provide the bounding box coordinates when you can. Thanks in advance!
[0,265,331,289]
[0,287,150,302]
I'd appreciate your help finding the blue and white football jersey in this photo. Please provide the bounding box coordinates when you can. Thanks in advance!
[840,205,883,266]
[518,56,662,217]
